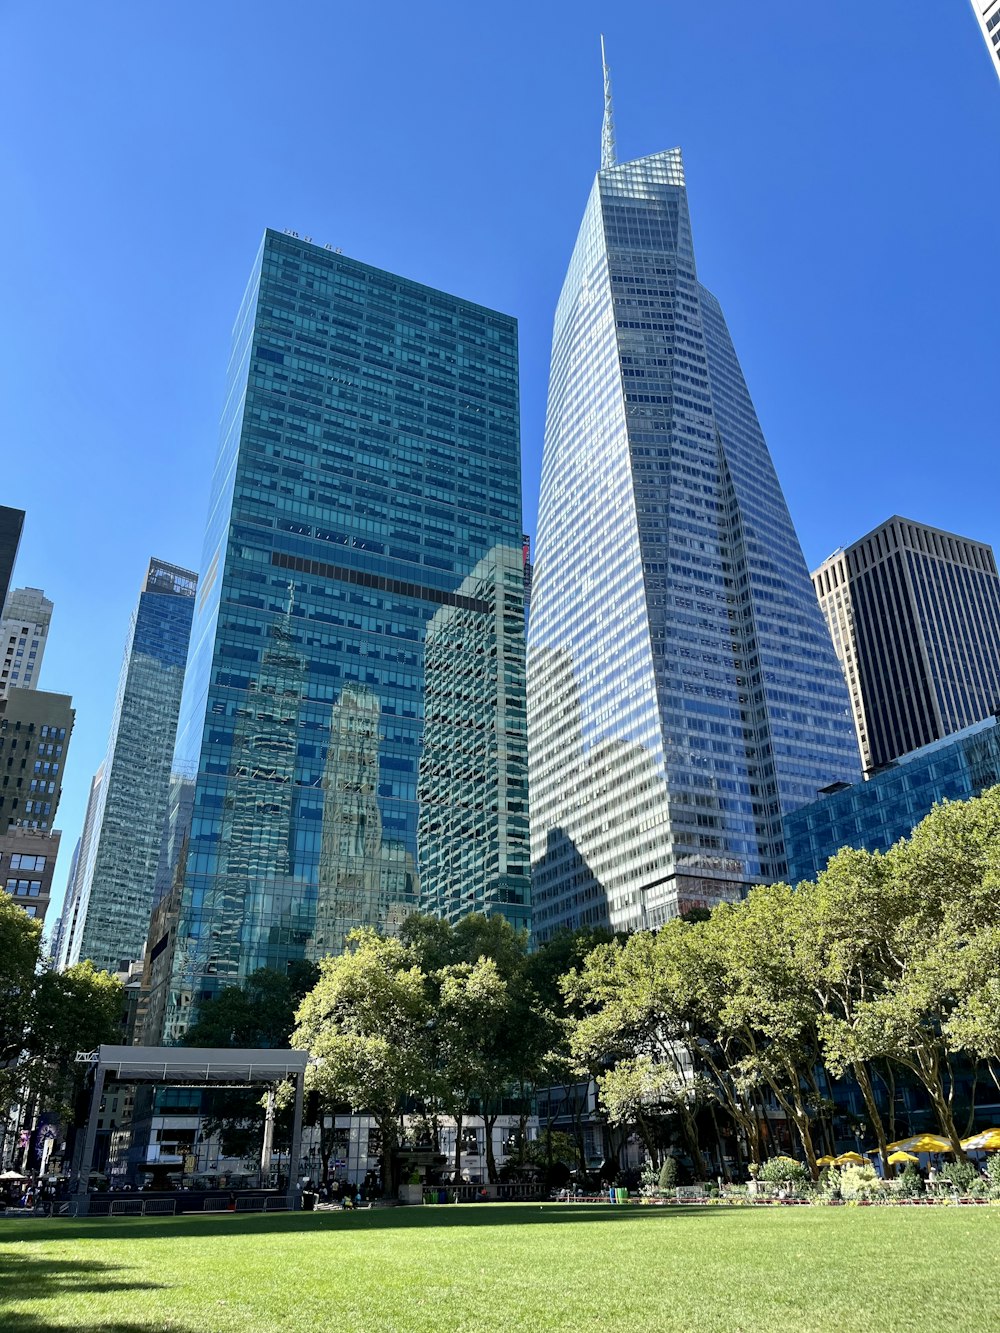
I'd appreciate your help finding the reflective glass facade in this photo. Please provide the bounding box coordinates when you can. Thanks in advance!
[63,560,196,973]
[527,149,860,939]
[151,231,527,1040]
[784,715,1000,883]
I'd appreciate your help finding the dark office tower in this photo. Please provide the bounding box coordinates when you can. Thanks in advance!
[60,560,196,973]
[0,506,25,611]
[526,53,861,939]
[147,230,526,1041]
[813,517,1000,771]
[0,686,74,927]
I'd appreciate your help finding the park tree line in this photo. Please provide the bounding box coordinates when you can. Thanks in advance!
[567,785,1000,1179]
[0,898,123,1171]
[185,787,1000,1191]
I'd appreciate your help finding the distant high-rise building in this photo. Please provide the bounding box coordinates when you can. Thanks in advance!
[522,534,533,631]
[812,517,1000,771]
[969,1,1000,81]
[53,765,104,971]
[145,230,527,1041]
[48,833,81,964]
[0,685,75,927]
[526,50,860,939]
[417,546,530,925]
[0,506,24,610]
[1,587,53,698]
[60,560,196,974]
[0,687,74,832]
[0,826,61,929]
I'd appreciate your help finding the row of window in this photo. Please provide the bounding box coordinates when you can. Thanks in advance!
[5,878,42,896]
[4,853,47,870]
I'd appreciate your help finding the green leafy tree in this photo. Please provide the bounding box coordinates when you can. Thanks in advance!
[803,846,902,1177]
[707,883,828,1179]
[405,913,562,1182]
[0,896,42,1107]
[183,962,319,1049]
[565,931,707,1176]
[18,961,123,1166]
[821,792,1000,1157]
[291,930,430,1195]
[431,956,512,1180]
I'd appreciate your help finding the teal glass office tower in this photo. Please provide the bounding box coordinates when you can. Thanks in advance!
[784,716,1000,883]
[151,232,528,1039]
[527,119,861,939]
[62,560,196,972]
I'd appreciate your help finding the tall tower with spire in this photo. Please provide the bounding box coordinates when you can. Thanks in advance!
[526,45,861,939]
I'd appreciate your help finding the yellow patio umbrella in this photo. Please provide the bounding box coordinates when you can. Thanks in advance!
[886,1134,954,1154]
[887,1150,919,1165]
[960,1129,1000,1152]
[835,1152,866,1165]
[816,1155,837,1167]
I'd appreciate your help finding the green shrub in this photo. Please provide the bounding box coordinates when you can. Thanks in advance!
[639,1162,660,1197]
[658,1157,678,1191]
[897,1164,923,1198]
[986,1153,1000,1196]
[818,1167,842,1201]
[942,1160,978,1195]
[759,1156,807,1185]
[839,1164,886,1202]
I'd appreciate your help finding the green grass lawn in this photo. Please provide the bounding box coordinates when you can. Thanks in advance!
[1,1203,999,1332]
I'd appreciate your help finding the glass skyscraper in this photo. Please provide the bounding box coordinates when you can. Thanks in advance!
[61,559,196,973]
[147,231,528,1041]
[526,90,860,938]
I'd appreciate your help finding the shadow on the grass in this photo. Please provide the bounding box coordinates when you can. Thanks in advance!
[0,1255,192,1332]
[1,1322,189,1333]
[0,1202,719,1246]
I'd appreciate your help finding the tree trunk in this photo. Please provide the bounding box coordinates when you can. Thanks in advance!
[379,1115,397,1198]
[678,1104,706,1180]
[962,1064,979,1138]
[853,1060,891,1178]
[484,1113,499,1184]
[571,1085,588,1177]
[453,1111,463,1182]
[769,1080,818,1179]
[319,1120,332,1183]
[708,1103,730,1182]
[517,1101,528,1163]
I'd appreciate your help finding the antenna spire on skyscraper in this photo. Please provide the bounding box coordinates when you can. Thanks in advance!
[600,34,616,170]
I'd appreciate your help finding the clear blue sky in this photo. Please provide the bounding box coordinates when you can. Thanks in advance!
[1,2,996,929]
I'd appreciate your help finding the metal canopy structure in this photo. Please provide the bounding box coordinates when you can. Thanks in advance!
[74,1044,308,1214]
[87,1044,308,1085]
